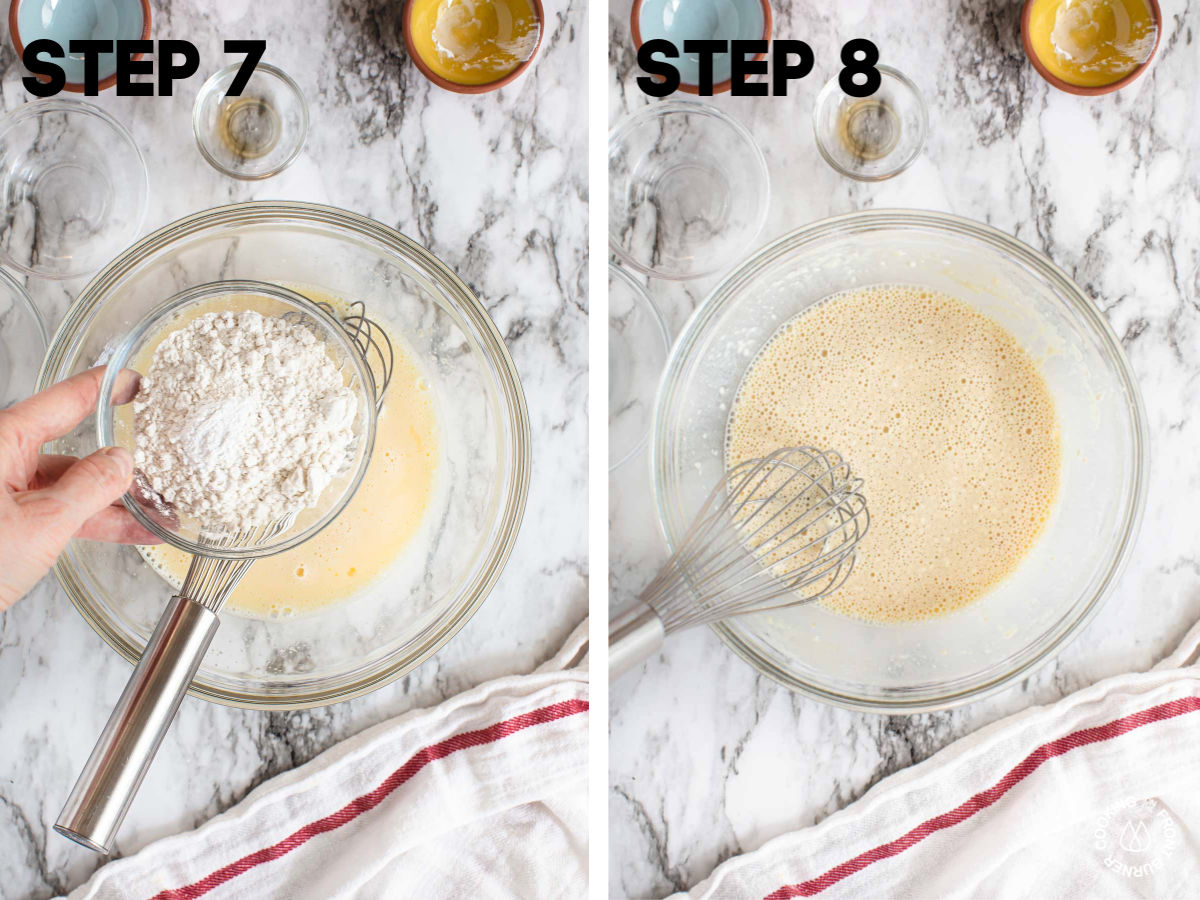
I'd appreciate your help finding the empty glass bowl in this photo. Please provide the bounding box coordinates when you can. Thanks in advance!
[610,101,770,281]
[0,268,48,408]
[0,99,148,279]
[609,263,671,470]
[813,66,928,182]
[193,63,309,180]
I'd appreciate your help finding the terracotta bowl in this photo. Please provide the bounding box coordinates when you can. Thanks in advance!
[1020,0,1162,96]
[402,0,545,94]
[8,0,151,94]
[631,0,773,95]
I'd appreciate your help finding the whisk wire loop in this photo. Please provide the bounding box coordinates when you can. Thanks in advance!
[182,516,296,611]
[642,447,869,634]
[282,298,394,411]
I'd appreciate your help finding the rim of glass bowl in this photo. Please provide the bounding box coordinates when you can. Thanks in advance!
[650,208,1149,714]
[0,264,49,359]
[0,98,149,280]
[191,63,310,181]
[96,279,378,559]
[608,100,771,281]
[39,200,533,710]
[811,66,929,183]
[609,261,671,472]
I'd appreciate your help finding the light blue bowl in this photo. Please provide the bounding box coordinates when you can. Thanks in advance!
[633,0,770,91]
[12,0,149,89]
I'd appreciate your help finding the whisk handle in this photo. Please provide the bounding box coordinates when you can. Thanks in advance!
[55,595,219,854]
[609,604,666,680]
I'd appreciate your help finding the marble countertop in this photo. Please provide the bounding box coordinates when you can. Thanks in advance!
[0,3,586,896]
[609,1,1199,896]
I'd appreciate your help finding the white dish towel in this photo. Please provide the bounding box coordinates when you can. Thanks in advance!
[61,620,589,900]
[674,620,1200,900]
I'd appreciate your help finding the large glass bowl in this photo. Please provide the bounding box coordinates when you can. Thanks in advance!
[652,210,1148,713]
[39,201,531,709]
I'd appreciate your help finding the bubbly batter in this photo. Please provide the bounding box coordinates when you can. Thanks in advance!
[138,291,439,619]
[726,285,1061,623]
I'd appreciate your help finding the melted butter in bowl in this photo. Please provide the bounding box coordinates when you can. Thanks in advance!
[406,0,542,88]
[1025,0,1159,90]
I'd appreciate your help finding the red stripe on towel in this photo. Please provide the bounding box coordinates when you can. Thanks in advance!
[152,697,589,900]
[764,694,1200,898]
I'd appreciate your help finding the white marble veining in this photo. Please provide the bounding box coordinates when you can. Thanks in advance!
[0,2,586,896]
[610,1,1199,896]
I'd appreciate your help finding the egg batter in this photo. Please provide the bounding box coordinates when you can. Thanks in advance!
[726,285,1061,624]
[138,290,439,619]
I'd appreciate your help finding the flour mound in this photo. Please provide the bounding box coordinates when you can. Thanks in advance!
[133,310,358,531]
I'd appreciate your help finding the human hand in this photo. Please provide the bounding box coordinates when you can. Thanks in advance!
[0,367,160,611]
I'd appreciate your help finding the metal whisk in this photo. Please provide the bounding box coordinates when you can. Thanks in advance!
[286,299,395,411]
[609,447,869,679]
[56,294,393,854]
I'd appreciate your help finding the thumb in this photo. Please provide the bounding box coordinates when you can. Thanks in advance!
[42,447,135,538]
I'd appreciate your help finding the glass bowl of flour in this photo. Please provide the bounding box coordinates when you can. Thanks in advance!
[40,202,531,709]
[97,280,378,558]
[652,210,1148,713]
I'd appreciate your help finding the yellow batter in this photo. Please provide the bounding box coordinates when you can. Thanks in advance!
[726,285,1061,624]
[138,290,439,619]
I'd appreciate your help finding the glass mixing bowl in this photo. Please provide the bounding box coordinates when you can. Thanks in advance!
[39,201,531,709]
[609,263,670,471]
[652,210,1148,713]
[0,266,47,407]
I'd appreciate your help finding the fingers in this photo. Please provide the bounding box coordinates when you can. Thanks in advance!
[34,454,159,542]
[1,367,140,453]
[75,505,162,545]
[31,454,78,490]
[35,447,135,543]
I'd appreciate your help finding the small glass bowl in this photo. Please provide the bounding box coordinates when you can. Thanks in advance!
[812,66,928,182]
[0,99,148,279]
[97,279,377,559]
[610,101,770,281]
[193,63,309,180]
[609,263,671,471]
[0,267,48,407]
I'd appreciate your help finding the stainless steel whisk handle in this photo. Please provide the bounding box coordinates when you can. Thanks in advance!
[55,595,219,854]
[609,603,666,680]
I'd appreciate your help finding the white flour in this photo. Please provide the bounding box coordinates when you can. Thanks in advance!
[133,310,359,531]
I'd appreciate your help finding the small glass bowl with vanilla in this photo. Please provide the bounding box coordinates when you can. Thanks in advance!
[403,0,544,94]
